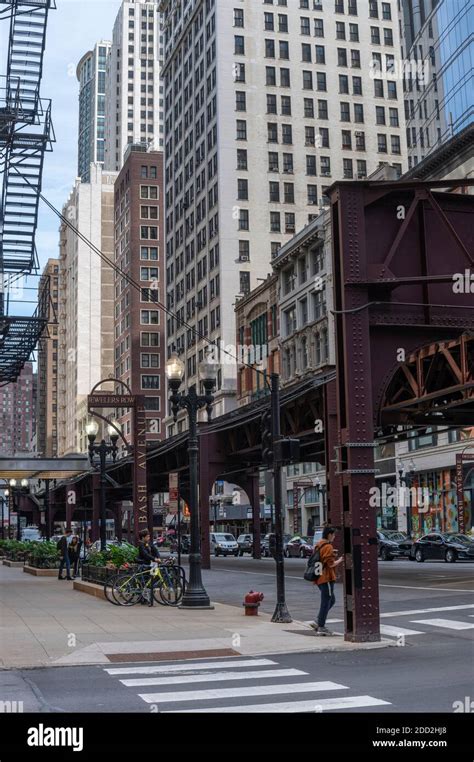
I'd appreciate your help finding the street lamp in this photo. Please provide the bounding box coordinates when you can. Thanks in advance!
[87,418,120,552]
[0,489,8,540]
[166,351,216,608]
[397,458,416,537]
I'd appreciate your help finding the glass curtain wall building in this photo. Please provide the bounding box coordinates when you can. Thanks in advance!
[401,0,473,168]
[77,42,111,182]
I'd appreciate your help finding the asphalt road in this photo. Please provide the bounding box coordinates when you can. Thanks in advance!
[3,559,473,714]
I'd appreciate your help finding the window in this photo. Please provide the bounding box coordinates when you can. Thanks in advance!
[269,181,280,202]
[141,332,159,347]
[267,93,277,114]
[141,353,160,368]
[141,310,159,324]
[316,72,327,91]
[140,226,158,239]
[301,16,310,35]
[336,22,345,41]
[234,8,244,27]
[234,63,245,82]
[355,131,365,150]
[314,19,324,37]
[318,99,328,119]
[391,135,401,154]
[308,184,318,205]
[341,129,352,149]
[306,155,317,175]
[239,240,250,261]
[265,39,275,58]
[304,98,314,118]
[237,179,248,200]
[234,35,245,55]
[343,158,353,178]
[280,68,290,87]
[352,76,362,95]
[376,105,385,125]
[239,271,250,295]
[236,119,247,139]
[268,123,278,142]
[266,67,276,86]
[384,28,393,46]
[315,45,325,64]
[371,26,380,44]
[279,40,289,59]
[268,152,279,172]
[264,13,274,31]
[303,71,313,90]
[389,107,399,127]
[237,149,248,170]
[141,375,160,390]
[339,74,349,93]
[270,212,281,232]
[282,124,292,144]
[236,93,246,112]
[387,81,397,99]
[351,49,360,68]
[239,209,249,230]
[140,246,158,260]
[374,79,384,97]
[369,1,378,18]
[337,48,347,67]
[302,43,312,62]
[340,102,350,121]
[354,103,364,123]
[349,23,359,41]
[377,133,387,152]
[284,183,294,203]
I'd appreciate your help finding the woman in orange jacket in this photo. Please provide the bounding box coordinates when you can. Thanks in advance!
[311,526,343,635]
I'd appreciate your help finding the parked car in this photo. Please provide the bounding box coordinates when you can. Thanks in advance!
[261,533,291,557]
[237,534,253,556]
[21,527,42,542]
[377,530,412,561]
[210,532,238,557]
[410,532,474,563]
[284,535,313,558]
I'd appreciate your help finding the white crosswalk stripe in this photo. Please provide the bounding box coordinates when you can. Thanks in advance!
[171,695,391,713]
[103,656,391,713]
[411,618,474,631]
[379,624,425,637]
[120,668,306,687]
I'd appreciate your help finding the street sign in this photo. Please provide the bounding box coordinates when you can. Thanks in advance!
[169,472,179,514]
[88,394,135,408]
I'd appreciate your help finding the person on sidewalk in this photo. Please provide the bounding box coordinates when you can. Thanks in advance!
[311,526,343,635]
[137,529,161,606]
[68,535,81,579]
[57,529,73,580]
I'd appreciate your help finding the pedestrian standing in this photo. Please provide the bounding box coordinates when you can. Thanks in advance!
[311,526,343,635]
[68,535,81,579]
[57,529,73,580]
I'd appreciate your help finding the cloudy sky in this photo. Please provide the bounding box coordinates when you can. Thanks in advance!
[1,0,121,315]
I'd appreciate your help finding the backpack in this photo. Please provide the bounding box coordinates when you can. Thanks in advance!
[303,545,322,582]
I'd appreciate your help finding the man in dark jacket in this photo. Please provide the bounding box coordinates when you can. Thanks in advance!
[57,529,73,580]
[137,529,161,566]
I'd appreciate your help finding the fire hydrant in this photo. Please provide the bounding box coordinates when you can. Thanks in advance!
[243,590,264,616]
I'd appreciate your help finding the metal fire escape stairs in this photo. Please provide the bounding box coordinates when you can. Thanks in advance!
[0,0,55,384]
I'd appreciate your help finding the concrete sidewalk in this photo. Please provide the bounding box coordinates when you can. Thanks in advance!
[0,564,392,669]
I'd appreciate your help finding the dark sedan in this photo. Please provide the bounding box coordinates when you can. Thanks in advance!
[377,530,412,561]
[410,532,474,563]
[284,536,313,558]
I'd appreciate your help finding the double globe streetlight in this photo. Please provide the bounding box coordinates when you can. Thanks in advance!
[86,419,120,552]
[165,351,217,609]
[9,478,29,540]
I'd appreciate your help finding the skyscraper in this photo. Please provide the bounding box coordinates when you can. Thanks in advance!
[57,164,118,456]
[160,0,408,425]
[400,0,473,168]
[104,0,164,172]
[77,41,112,182]
[36,258,60,458]
[113,144,166,450]
[0,362,36,456]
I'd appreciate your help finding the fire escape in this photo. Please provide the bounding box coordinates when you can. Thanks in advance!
[0,0,55,383]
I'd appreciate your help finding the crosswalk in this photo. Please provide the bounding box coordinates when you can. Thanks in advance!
[103,657,391,713]
[322,603,474,640]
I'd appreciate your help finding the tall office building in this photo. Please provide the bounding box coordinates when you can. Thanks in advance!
[36,258,60,458]
[160,0,408,424]
[113,145,166,449]
[0,362,36,456]
[105,0,164,172]
[400,0,473,168]
[77,41,112,182]
[57,164,118,456]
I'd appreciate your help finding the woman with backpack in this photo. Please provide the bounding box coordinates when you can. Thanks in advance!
[311,526,343,635]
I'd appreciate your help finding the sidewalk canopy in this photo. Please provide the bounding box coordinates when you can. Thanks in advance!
[0,455,90,481]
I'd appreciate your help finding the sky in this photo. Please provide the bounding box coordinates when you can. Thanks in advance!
[1,0,121,315]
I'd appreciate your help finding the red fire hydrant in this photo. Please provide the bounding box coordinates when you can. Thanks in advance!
[243,590,264,616]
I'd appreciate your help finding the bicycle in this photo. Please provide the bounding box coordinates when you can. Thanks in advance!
[107,560,185,607]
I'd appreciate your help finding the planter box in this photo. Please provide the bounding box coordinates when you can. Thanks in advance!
[23,566,59,577]
[73,580,106,600]
[3,560,24,567]
[81,564,139,585]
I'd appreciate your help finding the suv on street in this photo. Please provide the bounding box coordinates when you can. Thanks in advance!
[210,532,239,557]
[237,534,253,556]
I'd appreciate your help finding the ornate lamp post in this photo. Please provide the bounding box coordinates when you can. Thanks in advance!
[166,351,216,609]
[0,489,8,539]
[9,478,28,540]
[86,419,120,552]
[397,458,416,536]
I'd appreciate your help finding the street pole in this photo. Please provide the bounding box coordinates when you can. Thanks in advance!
[270,372,292,624]
[177,497,181,568]
[1,497,4,540]
[180,386,212,608]
[99,443,107,552]
[44,479,50,541]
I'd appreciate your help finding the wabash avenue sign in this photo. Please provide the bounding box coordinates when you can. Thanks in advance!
[88,391,148,540]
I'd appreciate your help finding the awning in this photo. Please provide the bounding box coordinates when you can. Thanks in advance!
[0,456,90,481]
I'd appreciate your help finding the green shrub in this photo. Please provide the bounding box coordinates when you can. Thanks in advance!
[86,544,138,569]
[25,541,60,569]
